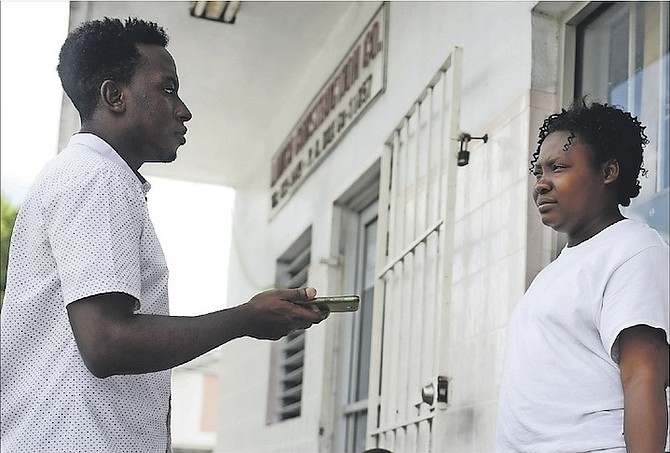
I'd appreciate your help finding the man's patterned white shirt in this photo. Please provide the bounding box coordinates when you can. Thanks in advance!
[1,133,172,452]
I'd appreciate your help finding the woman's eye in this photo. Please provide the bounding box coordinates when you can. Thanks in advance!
[551,164,564,171]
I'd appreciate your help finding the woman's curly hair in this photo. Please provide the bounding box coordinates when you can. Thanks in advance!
[530,99,649,207]
[57,17,169,121]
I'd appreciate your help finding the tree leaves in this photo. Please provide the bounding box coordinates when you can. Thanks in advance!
[1,193,20,308]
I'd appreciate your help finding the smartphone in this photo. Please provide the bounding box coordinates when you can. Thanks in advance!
[295,295,360,312]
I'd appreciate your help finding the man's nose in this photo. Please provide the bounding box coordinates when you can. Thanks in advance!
[178,98,192,122]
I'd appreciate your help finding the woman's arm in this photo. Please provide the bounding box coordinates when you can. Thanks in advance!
[619,324,669,453]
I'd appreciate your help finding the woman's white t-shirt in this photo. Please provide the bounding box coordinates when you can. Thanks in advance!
[496,219,669,452]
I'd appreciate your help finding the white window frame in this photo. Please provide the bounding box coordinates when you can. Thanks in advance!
[331,169,380,453]
[342,200,378,453]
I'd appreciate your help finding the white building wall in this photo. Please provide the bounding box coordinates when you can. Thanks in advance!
[216,4,382,449]
[171,366,218,451]
[437,90,558,452]
[217,2,551,452]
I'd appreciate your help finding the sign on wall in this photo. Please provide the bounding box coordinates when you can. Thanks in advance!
[270,4,387,213]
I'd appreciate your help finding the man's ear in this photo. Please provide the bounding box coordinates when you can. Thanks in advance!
[603,159,620,186]
[100,80,125,113]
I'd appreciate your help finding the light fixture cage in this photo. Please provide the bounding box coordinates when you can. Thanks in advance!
[190,1,241,24]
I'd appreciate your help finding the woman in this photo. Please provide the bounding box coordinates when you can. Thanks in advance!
[496,101,669,452]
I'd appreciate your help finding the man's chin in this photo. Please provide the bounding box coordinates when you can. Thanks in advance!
[148,152,178,164]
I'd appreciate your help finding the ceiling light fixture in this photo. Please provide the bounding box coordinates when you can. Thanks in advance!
[190,1,241,24]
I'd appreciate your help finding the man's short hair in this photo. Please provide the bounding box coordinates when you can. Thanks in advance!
[57,17,169,121]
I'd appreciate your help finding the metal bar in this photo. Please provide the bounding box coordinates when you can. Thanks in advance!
[398,119,409,256]
[283,331,305,350]
[342,399,369,415]
[366,143,393,444]
[285,247,311,273]
[281,366,304,383]
[390,52,453,136]
[280,384,303,399]
[376,219,443,279]
[279,401,302,416]
[407,101,425,428]
[286,268,308,289]
[431,47,463,448]
[369,412,435,436]
[397,110,419,423]
[387,120,408,427]
[283,349,305,367]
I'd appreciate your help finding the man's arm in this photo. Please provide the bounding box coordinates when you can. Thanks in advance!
[67,287,327,378]
[619,324,669,453]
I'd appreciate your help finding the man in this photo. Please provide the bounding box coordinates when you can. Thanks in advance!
[0,17,327,452]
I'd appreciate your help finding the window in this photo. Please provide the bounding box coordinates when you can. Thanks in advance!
[332,166,380,452]
[268,228,311,422]
[576,2,669,240]
[341,200,378,453]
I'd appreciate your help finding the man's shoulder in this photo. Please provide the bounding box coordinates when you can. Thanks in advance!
[51,144,121,175]
[37,144,139,194]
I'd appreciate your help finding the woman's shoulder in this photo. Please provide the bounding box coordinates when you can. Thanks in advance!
[561,219,668,267]
[614,219,668,249]
[602,219,669,267]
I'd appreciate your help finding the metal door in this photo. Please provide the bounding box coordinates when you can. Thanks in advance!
[366,47,462,453]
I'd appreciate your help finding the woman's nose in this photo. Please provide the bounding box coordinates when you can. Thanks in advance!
[534,177,550,195]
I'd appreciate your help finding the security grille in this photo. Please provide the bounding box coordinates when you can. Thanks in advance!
[367,48,462,452]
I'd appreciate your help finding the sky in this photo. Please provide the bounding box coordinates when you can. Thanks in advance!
[1,1,235,315]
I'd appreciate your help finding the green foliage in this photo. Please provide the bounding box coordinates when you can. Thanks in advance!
[1,193,20,308]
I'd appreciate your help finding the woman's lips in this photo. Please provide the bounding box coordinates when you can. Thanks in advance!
[536,199,556,213]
